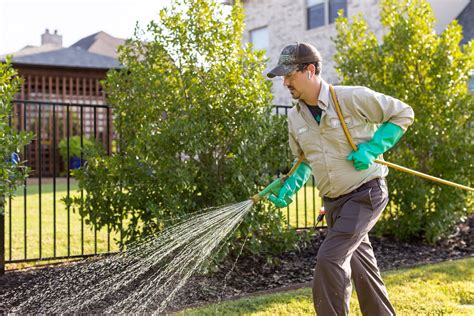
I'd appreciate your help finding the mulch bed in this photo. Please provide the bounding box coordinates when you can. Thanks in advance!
[1,215,472,313]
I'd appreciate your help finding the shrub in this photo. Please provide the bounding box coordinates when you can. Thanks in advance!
[334,0,473,242]
[67,0,300,262]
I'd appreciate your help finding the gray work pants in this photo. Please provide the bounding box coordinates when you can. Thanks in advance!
[313,178,396,316]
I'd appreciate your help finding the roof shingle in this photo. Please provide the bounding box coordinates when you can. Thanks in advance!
[8,46,122,69]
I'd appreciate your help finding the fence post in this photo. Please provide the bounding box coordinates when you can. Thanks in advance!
[0,195,5,275]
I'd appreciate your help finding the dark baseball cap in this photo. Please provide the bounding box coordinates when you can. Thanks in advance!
[267,42,321,78]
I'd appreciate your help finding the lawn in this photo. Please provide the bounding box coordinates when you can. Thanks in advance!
[4,179,120,265]
[181,258,474,315]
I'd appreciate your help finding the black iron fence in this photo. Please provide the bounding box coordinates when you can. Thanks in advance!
[1,100,117,272]
[1,101,323,271]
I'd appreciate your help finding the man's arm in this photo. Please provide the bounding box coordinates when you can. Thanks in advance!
[351,86,414,131]
[346,87,415,170]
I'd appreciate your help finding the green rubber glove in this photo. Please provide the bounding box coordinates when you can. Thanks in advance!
[347,122,404,171]
[268,161,312,208]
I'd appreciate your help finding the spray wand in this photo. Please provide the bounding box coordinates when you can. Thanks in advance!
[250,158,305,204]
[250,157,327,226]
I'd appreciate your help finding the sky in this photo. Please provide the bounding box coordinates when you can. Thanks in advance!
[0,0,174,54]
[1,0,468,55]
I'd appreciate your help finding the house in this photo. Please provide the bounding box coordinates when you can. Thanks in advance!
[1,30,124,177]
[241,0,473,105]
[1,29,124,103]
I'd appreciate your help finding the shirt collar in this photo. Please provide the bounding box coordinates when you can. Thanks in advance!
[296,78,330,112]
[318,79,330,110]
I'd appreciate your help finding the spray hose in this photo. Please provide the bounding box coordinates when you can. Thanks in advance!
[251,86,473,204]
[329,85,473,193]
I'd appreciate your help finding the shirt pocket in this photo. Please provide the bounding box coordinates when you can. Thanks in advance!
[347,120,377,152]
[321,118,349,156]
[326,115,367,156]
[295,125,320,158]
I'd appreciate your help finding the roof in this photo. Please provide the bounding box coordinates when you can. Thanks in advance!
[71,31,125,58]
[0,31,125,69]
[0,43,62,59]
[8,46,122,69]
[457,0,474,45]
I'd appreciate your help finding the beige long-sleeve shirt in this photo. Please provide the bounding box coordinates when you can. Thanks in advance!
[288,79,414,198]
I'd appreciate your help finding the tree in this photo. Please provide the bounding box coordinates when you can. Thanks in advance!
[334,0,473,242]
[68,0,299,261]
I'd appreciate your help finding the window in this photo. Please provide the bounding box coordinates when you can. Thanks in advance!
[307,0,325,29]
[250,26,269,50]
[307,0,347,30]
[329,0,347,24]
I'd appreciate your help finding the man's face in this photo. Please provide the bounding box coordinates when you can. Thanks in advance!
[283,69,307,100]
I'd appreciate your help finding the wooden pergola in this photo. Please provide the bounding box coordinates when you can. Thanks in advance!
[10,48,120,177]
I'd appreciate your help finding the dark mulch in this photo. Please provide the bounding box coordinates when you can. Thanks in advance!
[1,215,472,313]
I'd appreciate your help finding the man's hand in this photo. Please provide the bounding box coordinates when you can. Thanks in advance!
[347,143,374,170]
[268,161,312,208]
[268,182,293,208]
[347,122,404,171]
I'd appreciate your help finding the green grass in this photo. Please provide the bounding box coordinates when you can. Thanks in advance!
[4,179,120,266]
[181,258,474,315]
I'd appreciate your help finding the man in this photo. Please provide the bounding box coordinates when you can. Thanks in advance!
[266,42,414,316]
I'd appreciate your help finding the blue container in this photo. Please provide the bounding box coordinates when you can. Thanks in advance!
[9,152,20,165]
[70,156,82,169]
